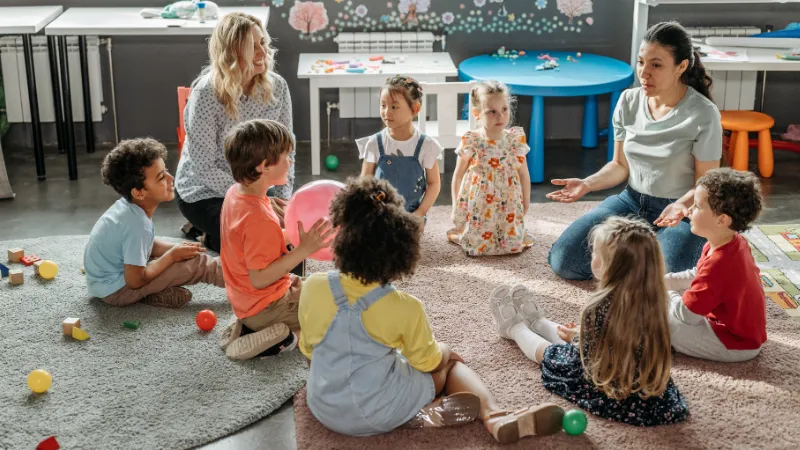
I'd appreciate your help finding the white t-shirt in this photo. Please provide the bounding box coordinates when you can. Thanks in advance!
[356,128,443,170]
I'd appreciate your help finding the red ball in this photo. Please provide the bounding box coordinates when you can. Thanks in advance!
[195,310,217,331]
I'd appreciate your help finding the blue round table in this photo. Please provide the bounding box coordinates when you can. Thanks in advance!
[458,51,635,183]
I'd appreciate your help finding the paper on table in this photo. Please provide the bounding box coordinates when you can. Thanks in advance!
[698,45,749,62]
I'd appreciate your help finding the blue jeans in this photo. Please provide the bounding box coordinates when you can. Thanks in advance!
[548,186,706,280]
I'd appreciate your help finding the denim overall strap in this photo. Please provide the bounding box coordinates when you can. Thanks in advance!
[413,133,426,160]
[327,271,351,309]
[375,132,386,157]
[353,284,396,313]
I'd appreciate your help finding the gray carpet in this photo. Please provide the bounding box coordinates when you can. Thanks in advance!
[0,236,308,450]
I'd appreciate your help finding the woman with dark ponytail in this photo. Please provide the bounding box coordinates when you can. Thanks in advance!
[547,21,722,281]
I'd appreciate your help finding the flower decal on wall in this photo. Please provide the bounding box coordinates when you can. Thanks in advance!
[442,11,455,24]
[474,0,486,6]
[535,0,547,9]
[289,1,329,34]
[272,0,284,7]
[355,4,368,17]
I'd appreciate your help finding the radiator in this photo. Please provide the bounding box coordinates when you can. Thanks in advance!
[334,32,436,119]
[0,36,104,124]
[686,26,761,111]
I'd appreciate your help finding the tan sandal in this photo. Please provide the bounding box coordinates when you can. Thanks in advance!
[486,403,564,444]
[403,392,481,428]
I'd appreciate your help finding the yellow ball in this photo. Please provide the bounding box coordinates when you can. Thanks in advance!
[28,369,52,393]
[38,260,58,279]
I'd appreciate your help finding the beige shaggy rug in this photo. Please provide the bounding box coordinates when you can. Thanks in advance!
[296,202,800,450]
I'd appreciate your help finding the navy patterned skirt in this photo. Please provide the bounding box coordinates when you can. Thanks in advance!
[540,344,689,427]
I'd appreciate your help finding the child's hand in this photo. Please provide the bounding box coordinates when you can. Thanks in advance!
[557,322,580,342]
[448,349,465,364]
[297,218,335,255]
[168,242,206,262]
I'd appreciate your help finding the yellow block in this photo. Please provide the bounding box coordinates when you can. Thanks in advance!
[38,260,58,279]
[72,326,90,341]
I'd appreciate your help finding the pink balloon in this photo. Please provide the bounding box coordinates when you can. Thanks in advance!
[284,180,345,261]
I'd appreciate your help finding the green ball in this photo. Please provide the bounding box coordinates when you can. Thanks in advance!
[324,154,339,171]
[562,409,587,435]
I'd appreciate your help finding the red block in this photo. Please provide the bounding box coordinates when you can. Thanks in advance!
[21,255,41,266]
[37,436,60,450]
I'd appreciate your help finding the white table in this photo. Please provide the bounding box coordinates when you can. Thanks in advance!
[44,6,269,179]
[297,53,458,175]
[0,6,64,181]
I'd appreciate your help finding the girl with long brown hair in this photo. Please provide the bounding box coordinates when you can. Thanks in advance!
[490,216,689,426]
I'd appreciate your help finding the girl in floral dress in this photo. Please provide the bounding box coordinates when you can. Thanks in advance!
[489,216,689,427]
[448,80,533,256]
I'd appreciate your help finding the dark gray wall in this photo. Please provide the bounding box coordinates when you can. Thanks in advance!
[2,0,798,149]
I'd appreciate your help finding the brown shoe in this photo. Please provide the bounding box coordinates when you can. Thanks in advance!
[141,287,193,309]
[219,317,243,351]
[403,392,481,428]
[488,403,564,444]
[225,322,290,361]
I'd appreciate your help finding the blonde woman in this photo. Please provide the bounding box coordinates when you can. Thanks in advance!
[175,13,294,253]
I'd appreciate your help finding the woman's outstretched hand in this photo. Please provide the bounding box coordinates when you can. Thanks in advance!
[546,179,590,203]
[655,202,689,228]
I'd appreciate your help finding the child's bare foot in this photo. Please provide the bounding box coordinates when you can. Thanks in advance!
[484,403,565,444]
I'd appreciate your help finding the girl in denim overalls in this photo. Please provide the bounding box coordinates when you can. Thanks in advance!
[357,75,443,219]
[297,177,565,443]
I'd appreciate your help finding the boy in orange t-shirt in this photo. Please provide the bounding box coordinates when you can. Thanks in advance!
[219,119,334,360]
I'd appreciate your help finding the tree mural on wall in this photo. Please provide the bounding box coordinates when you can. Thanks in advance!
[556,0,592,24]
[288,1,329,34]
[277,0,596,42]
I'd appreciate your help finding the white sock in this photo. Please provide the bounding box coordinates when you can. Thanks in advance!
[530,317,567,345]
[510,322,550,363]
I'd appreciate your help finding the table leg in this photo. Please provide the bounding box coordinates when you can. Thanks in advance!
[58,35,78,180]
[22,34,45,180]
[607,90,622,161]
[47,36,66,154]
[581,95,598,149]
[528,96,545,183]
[310,79,321,176]
[78,36,94,154]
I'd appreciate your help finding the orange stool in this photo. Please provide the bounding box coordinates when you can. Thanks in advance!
[720,110,774,178]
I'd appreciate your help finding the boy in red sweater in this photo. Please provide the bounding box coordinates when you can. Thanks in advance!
[665,168,766,362]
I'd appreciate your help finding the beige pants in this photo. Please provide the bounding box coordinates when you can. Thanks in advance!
[241,275,303,331]
[101,254,225,306]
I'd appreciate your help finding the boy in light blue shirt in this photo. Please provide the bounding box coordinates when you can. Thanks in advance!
[84,138,224,307]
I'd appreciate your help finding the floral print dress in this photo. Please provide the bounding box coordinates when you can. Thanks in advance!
[447,127,534,256]
[541,298,690,427]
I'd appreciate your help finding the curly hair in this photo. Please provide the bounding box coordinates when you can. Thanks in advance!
[381,75,423,112]
[101,138,167,202]
[330,177,422,286]
[224,119,293,185]
[696,168,763,232]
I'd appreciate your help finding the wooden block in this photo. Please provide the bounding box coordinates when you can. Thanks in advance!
[7,248,23,263]
[33,260,43,276]
[123,320,140,330]
[37,436,60,450]
[21,254,41,266]
[0,262,8,278]
[71,327,89,341]
[9,269,23,285]
[62,318,80,336]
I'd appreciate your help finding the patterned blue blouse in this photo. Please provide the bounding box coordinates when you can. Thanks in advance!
[175,71,295,202]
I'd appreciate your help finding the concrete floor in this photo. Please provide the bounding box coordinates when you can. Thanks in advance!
[2,139,799,449]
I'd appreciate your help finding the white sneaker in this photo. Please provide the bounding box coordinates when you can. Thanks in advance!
[510,284,545,324]
[489,285,529,339]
